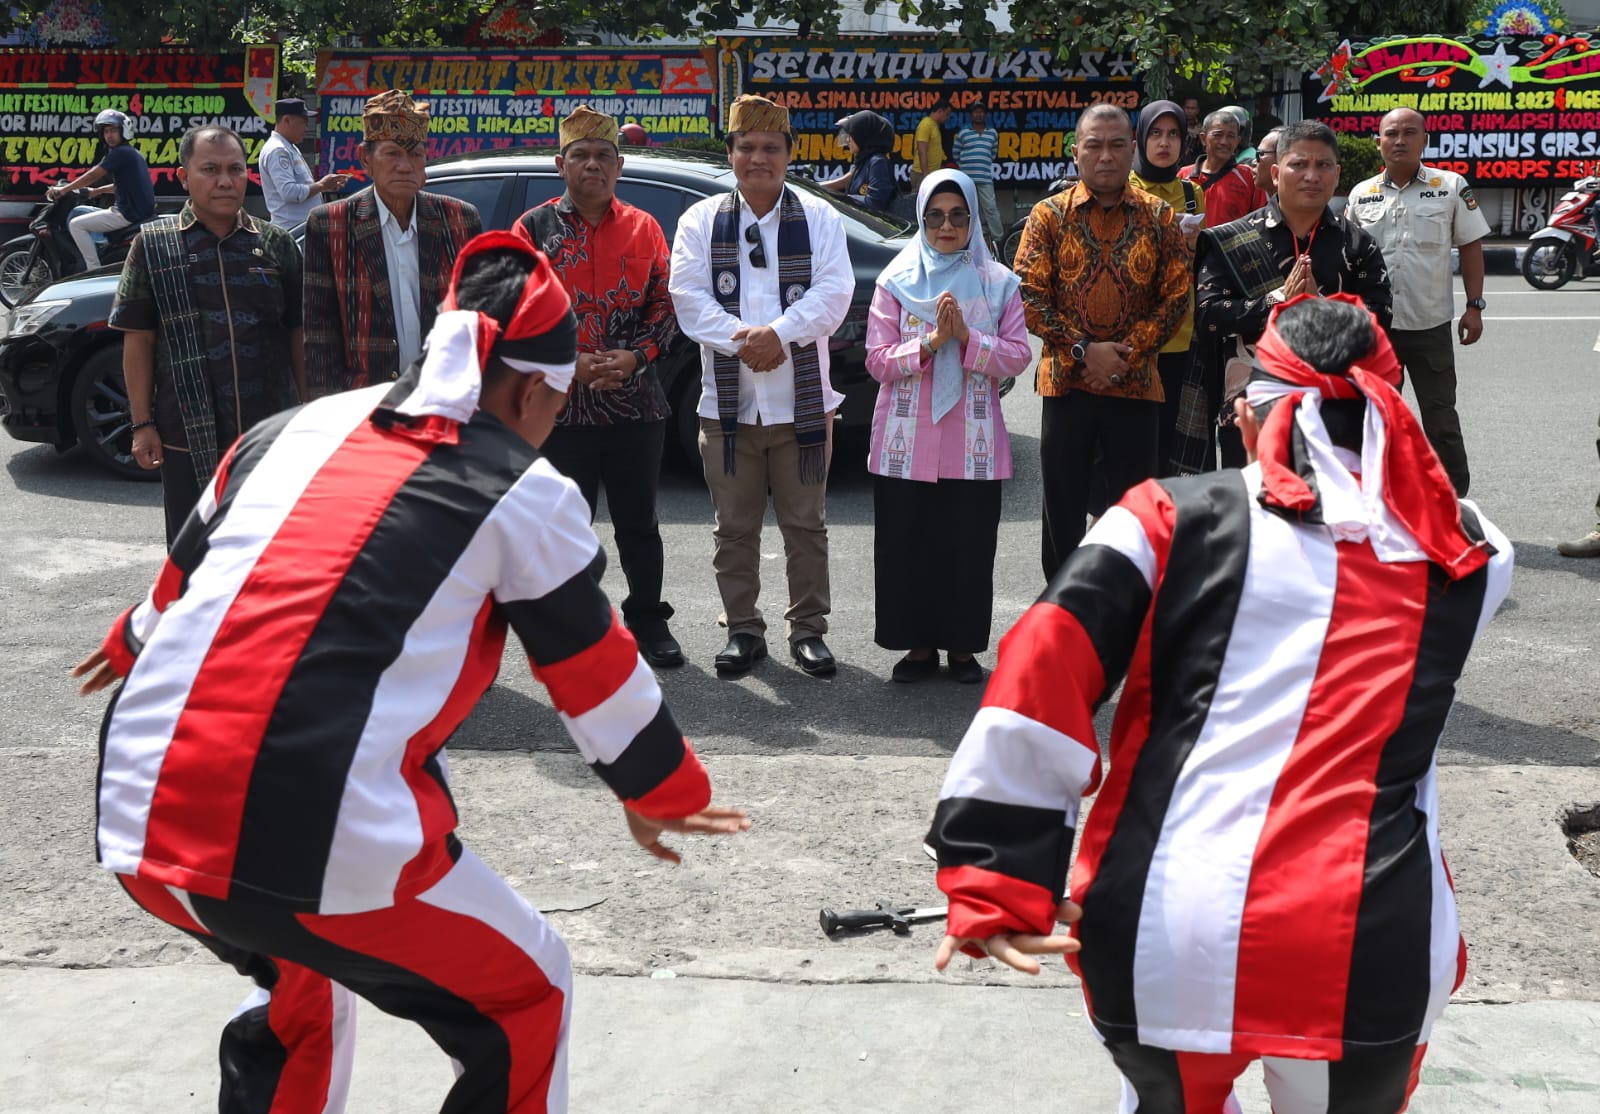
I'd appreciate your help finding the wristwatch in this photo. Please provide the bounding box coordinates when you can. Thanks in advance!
[1070,338,1088,363]
[1465,297,1487,310]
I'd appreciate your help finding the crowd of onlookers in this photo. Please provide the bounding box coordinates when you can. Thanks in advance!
[53,86,1598,699]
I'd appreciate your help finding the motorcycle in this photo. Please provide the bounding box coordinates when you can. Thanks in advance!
[1002,172,1078,268]
[0,185,145,309]
[1521,177,1600,290]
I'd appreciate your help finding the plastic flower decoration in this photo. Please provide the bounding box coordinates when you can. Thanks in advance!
[1486,0,1553,35]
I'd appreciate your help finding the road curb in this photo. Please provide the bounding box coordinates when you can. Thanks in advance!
[1457,243,1525,276]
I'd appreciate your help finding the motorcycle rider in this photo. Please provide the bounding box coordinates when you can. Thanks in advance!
[44,109,156,270]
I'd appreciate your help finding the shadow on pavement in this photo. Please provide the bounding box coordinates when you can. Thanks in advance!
[1445,703,1600,766]
[4,442,161,507]
[1511,540,1600,580]
[450,655,992,756]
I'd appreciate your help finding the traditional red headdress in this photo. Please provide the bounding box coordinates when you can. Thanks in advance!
[440,230,577,375]
[1251,293,1490,580]
[391,232,577,425]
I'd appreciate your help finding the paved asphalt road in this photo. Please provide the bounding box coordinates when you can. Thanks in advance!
[1,273,1597,1108]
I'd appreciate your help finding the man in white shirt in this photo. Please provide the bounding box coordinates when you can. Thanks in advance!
[257,98,348,227]
[1346,107,1490,494]
[669,94,853,678]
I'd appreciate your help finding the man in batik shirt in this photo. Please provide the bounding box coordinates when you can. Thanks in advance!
[513,106,682,666]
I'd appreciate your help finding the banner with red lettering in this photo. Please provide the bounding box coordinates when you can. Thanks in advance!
[718,36,1143,185]
[313,49,717,177]
[0,47,279,195]
[1305,33,1600,185]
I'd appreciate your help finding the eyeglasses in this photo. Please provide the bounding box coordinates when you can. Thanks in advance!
[924,210,971,229]
[745,223,766,268]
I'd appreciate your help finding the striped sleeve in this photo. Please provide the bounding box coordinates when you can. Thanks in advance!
[496,468,711,819]
[98,440,241,676]
[930,481,1172,945]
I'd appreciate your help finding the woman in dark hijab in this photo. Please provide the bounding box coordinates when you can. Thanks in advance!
[1130,99,1206,476]
[819,110,897,212]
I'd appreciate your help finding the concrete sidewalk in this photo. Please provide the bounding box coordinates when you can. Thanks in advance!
[3,966,1597,1112]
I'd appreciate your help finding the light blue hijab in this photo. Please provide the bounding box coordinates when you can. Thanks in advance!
[879,169,1020,422]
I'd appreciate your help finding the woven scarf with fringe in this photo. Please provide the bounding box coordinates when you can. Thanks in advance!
[141,218,219,484]
[709,188,826,484]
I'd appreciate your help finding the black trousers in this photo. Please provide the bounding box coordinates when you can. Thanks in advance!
[1040,392,1159,581]
[1155,349,1193,479]
[160,452,204,550]
[1190,340,1246,472]
[1391,323,1469,495]
[873,474,1002,653]
[541,420,672,629]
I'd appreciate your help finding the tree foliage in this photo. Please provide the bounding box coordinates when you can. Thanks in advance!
[1326,0,1476,41]
[904,0,1370,99]
[3,0,1472,100]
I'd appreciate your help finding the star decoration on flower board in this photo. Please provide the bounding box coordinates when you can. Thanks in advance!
[321,61,367,94]
[1315,40,1355,102]
[663,58,711,92]
[1479,41,1516,88]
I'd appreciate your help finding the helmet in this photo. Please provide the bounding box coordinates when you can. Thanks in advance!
[94,109,132,135]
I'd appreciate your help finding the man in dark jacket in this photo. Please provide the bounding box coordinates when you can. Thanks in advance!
[1174,120,1392,474]
[303,90,480,397]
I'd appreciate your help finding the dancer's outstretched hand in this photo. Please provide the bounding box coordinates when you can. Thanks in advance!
[624,805,752,864]
[934,900,1083,975]
[72,648,119,695]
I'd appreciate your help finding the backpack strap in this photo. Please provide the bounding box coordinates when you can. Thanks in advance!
[1181,178,1198,213]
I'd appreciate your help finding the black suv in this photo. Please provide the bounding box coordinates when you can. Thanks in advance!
[0,146,916,478]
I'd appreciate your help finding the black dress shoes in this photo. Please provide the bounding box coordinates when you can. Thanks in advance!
[714,633,768,676]
[630,625,685,669]
[789,636,837,677]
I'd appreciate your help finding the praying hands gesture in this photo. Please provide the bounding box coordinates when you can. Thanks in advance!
[1281,254,1319,301]
[733,324,785,372]
[925,292,970,353]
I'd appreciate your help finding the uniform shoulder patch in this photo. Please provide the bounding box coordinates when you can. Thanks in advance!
[1461,185,1479,210]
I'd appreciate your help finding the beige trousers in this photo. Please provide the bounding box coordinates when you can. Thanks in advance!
[698,415,833,642]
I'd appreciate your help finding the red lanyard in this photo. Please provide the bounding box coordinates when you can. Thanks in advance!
[1291,220,1319,260]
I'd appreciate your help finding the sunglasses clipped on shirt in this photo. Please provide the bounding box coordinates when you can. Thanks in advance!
[924,209,971,229]
[745,223,767,268]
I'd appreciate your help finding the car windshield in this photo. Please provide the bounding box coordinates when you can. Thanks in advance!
[281,156,914,246]
[786,174,914,239]
[621,161,911,241]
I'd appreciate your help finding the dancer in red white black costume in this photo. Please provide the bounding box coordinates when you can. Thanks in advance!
[75,231,749,1114]
[928,293,1513,1113]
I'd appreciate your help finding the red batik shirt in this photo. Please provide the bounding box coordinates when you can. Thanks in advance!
[514,196,678,426]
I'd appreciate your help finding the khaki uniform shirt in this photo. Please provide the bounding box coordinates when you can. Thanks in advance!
[1346,165,1491,331]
